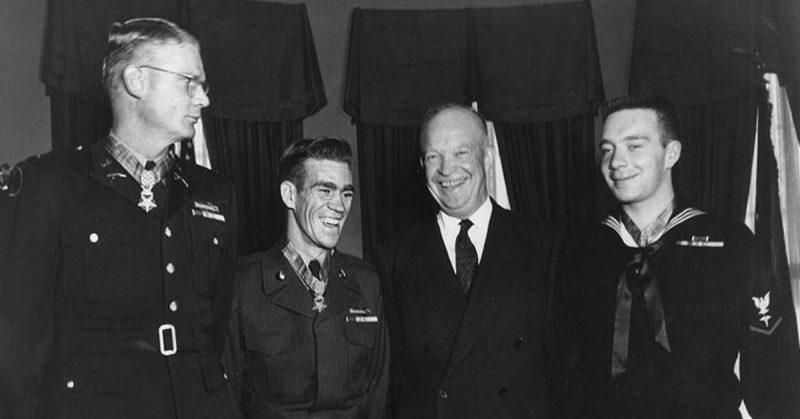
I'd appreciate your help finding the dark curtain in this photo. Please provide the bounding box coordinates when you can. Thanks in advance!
[41,0,182,150]
[205,118,300,255]
[345,1,604,260]
[187,1,327,254]
[630,0,761,221]
[494,114,598,237]
[48,88,112,152]
[670,99,758,221]
[356,123,437,263]
[766,0,800,141]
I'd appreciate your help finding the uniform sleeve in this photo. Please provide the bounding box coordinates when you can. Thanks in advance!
[212,180,239,355]
[738,227,800,418]
[225,264,245,416]
[376,241,405,416]
[364,289,390,419]
[0,161,61,418]
[550,239,590,419]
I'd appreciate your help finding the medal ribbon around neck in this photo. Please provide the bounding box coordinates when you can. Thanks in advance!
[281,242,329,313]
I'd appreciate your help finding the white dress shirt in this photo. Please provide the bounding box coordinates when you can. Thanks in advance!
[436,198,493,274]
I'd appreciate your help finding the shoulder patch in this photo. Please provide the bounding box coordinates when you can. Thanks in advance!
[0,163,23,197]
[749,291,784,336]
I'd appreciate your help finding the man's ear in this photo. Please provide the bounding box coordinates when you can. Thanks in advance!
[121,65,145,99]
[483,143,495,174]
[280,180,297,210]
[665,140,682,169]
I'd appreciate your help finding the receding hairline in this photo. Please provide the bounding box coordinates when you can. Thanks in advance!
[420,107,489,150]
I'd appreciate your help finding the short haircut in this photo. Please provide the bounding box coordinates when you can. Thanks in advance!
[419,103,489,151]
[279,137,353,189]
[601,95,681,145]
[102,17,199,95]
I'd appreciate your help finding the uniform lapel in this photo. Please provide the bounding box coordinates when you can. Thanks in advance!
[88,142,144,209]
[443,206,518,377]
[316,253,361,324]
[409,217,466,335]
[260,248,316,319]
[165,163,193,218]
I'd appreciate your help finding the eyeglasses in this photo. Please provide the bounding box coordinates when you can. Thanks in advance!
[138,65,210,96]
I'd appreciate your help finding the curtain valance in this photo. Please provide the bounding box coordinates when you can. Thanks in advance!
[344,0,603,126]
[41,0,326,122]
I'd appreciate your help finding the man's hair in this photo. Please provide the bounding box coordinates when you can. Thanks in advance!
[279,137,353,189]
[419,103,489,151]
[102,17,199,95]
[601,95,681,145]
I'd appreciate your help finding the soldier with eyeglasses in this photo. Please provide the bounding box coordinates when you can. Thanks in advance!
[0,18,240,419]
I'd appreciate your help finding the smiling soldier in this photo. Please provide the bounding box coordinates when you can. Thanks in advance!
[229,137,389,418]
[554,95,800,418]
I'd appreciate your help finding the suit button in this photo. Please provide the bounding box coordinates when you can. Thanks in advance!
[66,380,75,389]
[164,227,172,238]
[169,301,178,312]
[89,233,99,243]
[212,236,219,246]
[166,263,175,274]
[438,390,448,399]
[420,343,430,353]
[513,338,523,349]
[497,387,507,397]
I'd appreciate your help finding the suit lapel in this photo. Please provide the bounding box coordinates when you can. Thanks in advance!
[443,206,520,377]
[409,217,466,335]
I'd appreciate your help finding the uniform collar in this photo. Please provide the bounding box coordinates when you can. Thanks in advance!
[105,133,176,186]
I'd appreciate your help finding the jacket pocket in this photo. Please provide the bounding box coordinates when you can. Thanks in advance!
[344,321,378,348]
[243,331,314,401]
[198,352,229,393]
[190,223,225,298]
[61,216,147,303]
[343,321,380,395]
[55,354,138,396]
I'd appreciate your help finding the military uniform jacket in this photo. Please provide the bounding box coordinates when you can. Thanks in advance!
[0,142,239,419]
[377,203,560,419]
[555,207,800,418]
[230,244,390,419]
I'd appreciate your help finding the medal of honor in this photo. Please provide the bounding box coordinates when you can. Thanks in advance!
[311,280,327,313]
[138,168,157,212]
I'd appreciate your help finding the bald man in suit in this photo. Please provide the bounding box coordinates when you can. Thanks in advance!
[377,103,560,419]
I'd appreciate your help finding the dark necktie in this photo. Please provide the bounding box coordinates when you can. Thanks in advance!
[611,241,671,379]
[456,219,478,293]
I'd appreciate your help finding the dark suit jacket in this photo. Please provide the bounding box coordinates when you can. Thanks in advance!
[377,203,559,419]
[0,142,240,419]
[231,244,390,418]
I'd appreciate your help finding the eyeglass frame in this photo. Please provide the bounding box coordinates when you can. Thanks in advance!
[137,64,210,97]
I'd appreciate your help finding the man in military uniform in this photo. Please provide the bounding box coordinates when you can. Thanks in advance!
[229,137,389,418]
[0,18,240,418]
[555,95,800,418]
